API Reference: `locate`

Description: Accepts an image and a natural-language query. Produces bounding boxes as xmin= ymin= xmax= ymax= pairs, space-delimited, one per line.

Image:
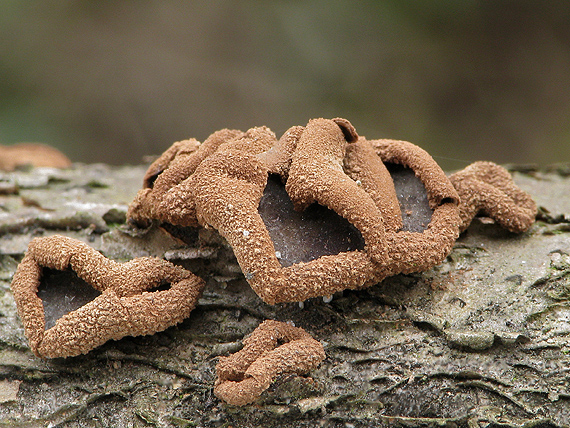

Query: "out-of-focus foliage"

xmin=1 ymin=1 xmax=569 ymax=169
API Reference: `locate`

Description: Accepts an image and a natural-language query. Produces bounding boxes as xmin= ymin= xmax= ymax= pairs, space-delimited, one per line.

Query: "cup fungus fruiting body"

xmin=126 ymin=117 xmax=535 ymax=304
xmin=214 ymin=320 xmax=325 ymax=406
xmin=11 ymin=235 xmax=205 ymax=358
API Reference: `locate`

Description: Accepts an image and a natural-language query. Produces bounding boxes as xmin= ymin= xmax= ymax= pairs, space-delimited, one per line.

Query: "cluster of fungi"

xmin=11 ymin=118 xmax=536 ymax=405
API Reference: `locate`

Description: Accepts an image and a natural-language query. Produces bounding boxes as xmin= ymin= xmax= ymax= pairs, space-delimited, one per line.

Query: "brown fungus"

xmin=214 ymin=320 xmax=325 ymax=406
xmin=10 ymin=235 xmax=205 ymax=358
xmin=127 ymin=118 xmax=536 ymax=305
xmin=448 ymin=161 xmax=537 ymax=233
xmin=0 ymin=143 xmax=71 ymax=171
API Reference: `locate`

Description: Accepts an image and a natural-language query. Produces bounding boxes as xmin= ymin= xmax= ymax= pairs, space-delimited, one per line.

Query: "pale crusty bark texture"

xmin=0 ymin=162 xmax=569 ymax=427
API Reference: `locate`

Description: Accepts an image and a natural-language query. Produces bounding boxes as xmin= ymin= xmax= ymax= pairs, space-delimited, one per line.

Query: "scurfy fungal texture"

xmin=214 ymin=320 xmax=325 ymax=406
xmin=127 ymin=118 xmax=535 ymax=305
xmin=11 ymin=235 xmax=205 ymax=358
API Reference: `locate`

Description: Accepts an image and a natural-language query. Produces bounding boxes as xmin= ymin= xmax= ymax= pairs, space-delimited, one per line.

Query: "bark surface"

xmin=0 ymin=163 xmax=569 ymax=427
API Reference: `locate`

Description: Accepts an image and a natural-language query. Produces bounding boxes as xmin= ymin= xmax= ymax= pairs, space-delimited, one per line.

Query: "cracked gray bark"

xmin=0 ymin=163 xmax=569 ymax=428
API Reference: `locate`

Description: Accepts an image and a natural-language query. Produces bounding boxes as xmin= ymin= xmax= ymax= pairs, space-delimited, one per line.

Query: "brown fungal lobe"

xmin=11 ymin=235 xmax=205 ymax=358
xmin=0 ymin=143 xmax=72 ymax=171
xmin=449 ymin=161 xmax=537 ymax=233
xmin=214 ymin=320 xmax=325 ymax=406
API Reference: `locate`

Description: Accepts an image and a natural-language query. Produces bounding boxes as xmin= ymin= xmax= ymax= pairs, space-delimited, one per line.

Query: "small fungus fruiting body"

xmin=448 ymin=161 xmax=537 ymax=233
xmin=214 ymin=320 xmax=325 ymax=406
xmin=0 ymin=143 xmax=71 ymax=171
xmin=11 ymin=235 xmax=205 ymax=358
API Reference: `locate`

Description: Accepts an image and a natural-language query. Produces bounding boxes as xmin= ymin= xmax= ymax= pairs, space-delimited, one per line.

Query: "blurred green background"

xmin=1 ymin=1 xmax=569 ymax=170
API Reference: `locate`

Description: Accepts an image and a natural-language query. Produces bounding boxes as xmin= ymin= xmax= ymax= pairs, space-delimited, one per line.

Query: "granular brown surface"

xmin=10 ymin=235 xmax=205 ymax=358
xmin=127 ymin=118 xmax=536 ymax=304
xmin=214 ymin=320 xmax=325 ymax=406
xmin=449 ymin=161 xmax=537 ymax=232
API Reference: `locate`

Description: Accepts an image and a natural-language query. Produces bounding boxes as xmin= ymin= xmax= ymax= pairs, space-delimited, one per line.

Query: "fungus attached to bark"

xmin=10 ymin=118 xmax=538 ymax=362
xmin=214 ymin=320 xmax=325 ymax=406
xmin=11 ymin=235 xmax=205 ymax=358
xmin=449 ymin=161 xmax=537 ymax=233
xmin=126 ymin=118 xmax=536 ymax=305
